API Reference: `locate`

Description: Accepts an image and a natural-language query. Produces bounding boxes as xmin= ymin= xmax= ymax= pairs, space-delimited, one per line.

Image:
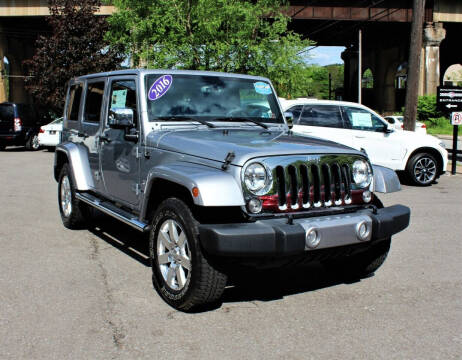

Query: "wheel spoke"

xmin=159 ymin=230 xmax=174 ymax=251
xmin=177 ymin=232 xmax=186 ymax=248
xmin=168 ymin=220 xmax=179 ymax=243
xmin=178 ymin=256 xmax=191 ymax=271
xmin=166 ymin=266 xmax=175 ymax=287
xmin=158 ymin=252 xmax=170 ymax=265
xmin=176 ymin=266 xmax=186 ymax=288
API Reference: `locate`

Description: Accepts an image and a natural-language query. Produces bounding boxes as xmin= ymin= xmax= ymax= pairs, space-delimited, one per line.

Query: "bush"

xmin=424 ymin=116 xmax=453 ymax=135
xmin=417 ymin=95 xmax=443 ymax=121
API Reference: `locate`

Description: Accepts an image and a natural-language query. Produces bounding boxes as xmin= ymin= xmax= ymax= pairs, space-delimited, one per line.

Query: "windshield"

xmin=145 ymin=74 xmax=283 ymax=124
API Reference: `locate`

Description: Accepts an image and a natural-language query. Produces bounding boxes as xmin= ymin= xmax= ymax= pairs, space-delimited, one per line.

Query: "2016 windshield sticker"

xmin=254 ymin=81 xmax=272 ymax=95
xmin=148 ymin=75 xmax=173 ymax=101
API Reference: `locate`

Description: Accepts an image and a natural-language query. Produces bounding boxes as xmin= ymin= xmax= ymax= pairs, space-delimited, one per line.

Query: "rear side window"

xmin=83 ymin=81 xmax=105 ymax=123
xmin=299 ymin=105 xmax=343 ymax=128
xmin=287 ymin=105 xmax=303 ymax=122
xmin=67 ymin=83 xmax=83 ymax=121
xmin=0 ymin=104 xmax=14 ymax=121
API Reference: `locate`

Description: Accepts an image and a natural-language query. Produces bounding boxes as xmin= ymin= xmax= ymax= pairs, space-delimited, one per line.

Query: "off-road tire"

xmin=149 ymin=198 xmax=227 ymax=311
xmin=58 ymin=163 xmax=90 ymax=229
xmin=406 ymin=152 xmax=438 ymax=186
xmin=25 ymin=133 xmax=40 ymax=151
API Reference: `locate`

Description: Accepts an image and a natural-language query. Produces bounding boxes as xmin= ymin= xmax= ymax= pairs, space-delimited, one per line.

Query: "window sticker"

xmin=148 ymin=75 xmax=173 ymax=101
xmin=253 ymin=81 xmax=272 ymax=95
xmin=351 ymin=112 xmax=372 ymax=127
xmin=111 ymin=89 xmax=127 ymax=108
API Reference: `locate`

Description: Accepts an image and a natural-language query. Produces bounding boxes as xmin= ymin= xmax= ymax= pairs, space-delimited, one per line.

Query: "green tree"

xmin=24 ymin=0 xmax=123 ymax=117
xmin=106 ymin=0 xmax=313 ymax=97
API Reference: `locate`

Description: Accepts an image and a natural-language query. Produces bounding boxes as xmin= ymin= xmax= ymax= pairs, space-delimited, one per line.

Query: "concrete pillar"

xmin=341 ymin=47 xmax=357 ymax=102
xmin=420 ymin=22 xmax=446 ymax=95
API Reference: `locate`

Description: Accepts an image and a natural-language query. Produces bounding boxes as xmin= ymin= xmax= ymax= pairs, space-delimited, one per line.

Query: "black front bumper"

xmin=199 ymin=205 xmax=410 ymax=256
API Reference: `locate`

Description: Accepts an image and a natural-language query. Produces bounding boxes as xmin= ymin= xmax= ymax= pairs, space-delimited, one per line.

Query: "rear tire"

xmin=406 ymin=152 xmax=438 ymax=186
xmin=58 ymin=164 xmax=89 ymax=229
xmin=25 ymin=133 xmax=40 ymax=151
xmin=149 ymin=198 xmax=227 ymax=311
xmin=0 ymin=144 xmax=5 ymax=151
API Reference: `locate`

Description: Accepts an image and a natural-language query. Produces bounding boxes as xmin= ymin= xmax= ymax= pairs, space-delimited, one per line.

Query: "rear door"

xmin=292 ymin=104 xmax=353 ymax=147
xmin=81 ymin=78 xmax=107 ymax=193
xmin=0 ymin=104 xmax=15 ymax=135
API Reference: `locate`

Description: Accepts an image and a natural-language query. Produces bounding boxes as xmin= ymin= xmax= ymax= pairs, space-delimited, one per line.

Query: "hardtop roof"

xmin=74 ymin=69 xmax=271 ymax=82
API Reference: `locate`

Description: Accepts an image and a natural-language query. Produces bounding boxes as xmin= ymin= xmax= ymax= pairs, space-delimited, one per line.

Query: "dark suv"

xmin=0 ymin=102 xmax=41 ymax=150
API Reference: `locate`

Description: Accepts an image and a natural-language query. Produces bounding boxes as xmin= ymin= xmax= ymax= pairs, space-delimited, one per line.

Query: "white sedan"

xmin=38 ymin=117 xmax=63 ymax=148
xmin=282 ymin=99 xmax=447 ymax=186
xmin=384 ymin=115 xmax=427 ymax=134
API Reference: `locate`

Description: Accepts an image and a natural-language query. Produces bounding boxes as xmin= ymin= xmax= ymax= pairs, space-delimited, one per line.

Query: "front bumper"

xmin=199 ymin=205 xmax=410 ymax=256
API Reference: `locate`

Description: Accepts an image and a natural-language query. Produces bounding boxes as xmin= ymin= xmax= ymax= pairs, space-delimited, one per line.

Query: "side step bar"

xmin=75 ymin=192 xmax=149 ymax=232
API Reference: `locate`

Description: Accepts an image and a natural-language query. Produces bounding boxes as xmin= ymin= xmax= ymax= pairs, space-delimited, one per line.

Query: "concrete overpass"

xmin=1 ymin=0 xmax=461 ymax=114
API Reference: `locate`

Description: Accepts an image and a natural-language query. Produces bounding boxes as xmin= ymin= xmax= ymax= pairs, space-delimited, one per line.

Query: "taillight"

xmin=421 ymin=124 xmax=426 ymax=129
xmin=39 ymin=127 xmax=45 ymax=133
xmin=401 ymin=124 xmax=404 ymax=129
xmin=14 ymin=118 xmax=22 ymax=132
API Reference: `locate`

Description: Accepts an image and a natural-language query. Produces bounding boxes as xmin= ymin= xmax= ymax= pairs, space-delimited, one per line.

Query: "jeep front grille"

xmin=272 ymin=162 xmax=353 ymax=211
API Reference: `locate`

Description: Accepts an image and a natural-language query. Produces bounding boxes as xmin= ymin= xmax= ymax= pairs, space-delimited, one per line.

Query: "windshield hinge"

xmin=135 ymin=147 xmax=142 ymax=159
xmin=222 ymin=151 xmax=235 ymax=171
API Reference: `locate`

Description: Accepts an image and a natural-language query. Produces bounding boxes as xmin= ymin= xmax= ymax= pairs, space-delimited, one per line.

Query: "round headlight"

xmin=243 ymin=162 xmax=269 ymax=193
xmin=352 ymin=160 xmax=372 ymax=188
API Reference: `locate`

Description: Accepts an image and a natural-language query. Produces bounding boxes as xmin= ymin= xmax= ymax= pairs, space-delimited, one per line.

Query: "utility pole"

xmin=358 ymin=28 xmax=362 ymax=104
xmin=404 ymin=0 xmax=425 ymax=131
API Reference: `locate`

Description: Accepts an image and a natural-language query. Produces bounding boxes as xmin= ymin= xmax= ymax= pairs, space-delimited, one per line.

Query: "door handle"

xmin=99 ymin=135 xmax=112 ymax=143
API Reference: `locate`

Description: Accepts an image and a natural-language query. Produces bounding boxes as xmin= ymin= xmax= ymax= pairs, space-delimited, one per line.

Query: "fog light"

xmin=247 ymin=198 xmax=262 ymax=214
xmin=356 ymin=221 xmax=370 ymax=241
xmin=362 ymin=190 xmax=372 ymax=203
xmin=305 ymin=228 xmax=320 ymax=248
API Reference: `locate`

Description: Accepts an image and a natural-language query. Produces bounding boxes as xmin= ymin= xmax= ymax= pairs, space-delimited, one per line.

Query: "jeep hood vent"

xmin=146 ymin=129 xmax=362 ymax=167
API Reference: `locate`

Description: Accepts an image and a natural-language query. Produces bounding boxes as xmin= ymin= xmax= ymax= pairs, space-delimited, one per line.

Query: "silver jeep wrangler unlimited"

xmin=54 ymin=69 xmax=410 ymax=311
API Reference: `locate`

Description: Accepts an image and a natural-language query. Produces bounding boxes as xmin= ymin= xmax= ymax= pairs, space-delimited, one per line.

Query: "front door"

xmin=100 ymin=77 xmax=141 ymax=206
xmin=341 ymin=105 xmax=405 ymax=169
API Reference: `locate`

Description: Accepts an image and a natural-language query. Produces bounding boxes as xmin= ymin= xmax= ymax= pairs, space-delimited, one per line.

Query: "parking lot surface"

xmin=1 ymin=149 xmax=461 ymax=359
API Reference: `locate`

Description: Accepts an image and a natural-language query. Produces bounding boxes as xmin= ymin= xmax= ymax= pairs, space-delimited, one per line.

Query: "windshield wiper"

xmin=213 ymin=117 xmax=268 ymax=129
xmin=153 ymin=116 xmax=215 ymax=128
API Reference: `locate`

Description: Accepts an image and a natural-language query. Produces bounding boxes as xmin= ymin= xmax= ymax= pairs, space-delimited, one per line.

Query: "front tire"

xmin=58 ymin=164 xmax=89 ymax=229
xmin=149 ymin=198 xmax=227 ymax=311
xmin=406 ymin=152 xmax=438 ymax=186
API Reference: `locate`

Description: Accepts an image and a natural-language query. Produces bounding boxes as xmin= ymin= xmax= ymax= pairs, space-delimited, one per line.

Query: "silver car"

xmin=54 ymin=69 xmax=410 ymax=311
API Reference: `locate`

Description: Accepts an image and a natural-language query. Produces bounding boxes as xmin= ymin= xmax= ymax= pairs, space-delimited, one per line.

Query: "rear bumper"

xmin=199 ymin=205 xmax=410 ymax=256
xmin=0 ymin=132 xmax=26 ymax=144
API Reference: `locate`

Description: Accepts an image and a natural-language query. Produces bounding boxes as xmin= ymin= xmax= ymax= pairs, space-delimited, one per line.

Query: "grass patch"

xmin=424 ymin=117 xmax=454 ymax=135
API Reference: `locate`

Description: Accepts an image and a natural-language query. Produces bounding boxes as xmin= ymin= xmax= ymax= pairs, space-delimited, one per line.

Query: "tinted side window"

xmin=67 ymin=84 xmax=83 ymax=121
xmin=288 ymin=105 xmax=303 ymax=122
xmin=299 ymin=105 xmax=343 ymax=128
xmin=0 ymin=104 xmax=14 ymax=121
xmin=343 ymin=106 xmax=386 ymax=132
xmin=109 ymin=80 xmax=137 ymax=125
xmin=83 ymin=82 xmax=105 ymax=123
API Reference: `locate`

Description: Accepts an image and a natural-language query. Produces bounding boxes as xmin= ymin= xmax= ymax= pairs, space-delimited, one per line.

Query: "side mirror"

xmin=108 ymin=108 xmax=134 ymax=128
xmin=284 ymin=111 xmax=294 ymax=129
xmin=385 ymin=122 xmax=394 ymax=133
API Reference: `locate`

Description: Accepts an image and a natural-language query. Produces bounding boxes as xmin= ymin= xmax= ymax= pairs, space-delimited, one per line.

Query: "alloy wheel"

xmin=414 ymin=157 xmax=436 ymax=184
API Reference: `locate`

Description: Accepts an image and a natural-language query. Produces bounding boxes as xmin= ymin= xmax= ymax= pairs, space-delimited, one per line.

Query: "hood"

xmin=146 ymin=128 xmax=363 ymax=166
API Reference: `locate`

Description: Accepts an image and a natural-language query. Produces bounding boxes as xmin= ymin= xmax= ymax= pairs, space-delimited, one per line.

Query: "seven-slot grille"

xmin=274 ymin=162 xmax=353 ymax=210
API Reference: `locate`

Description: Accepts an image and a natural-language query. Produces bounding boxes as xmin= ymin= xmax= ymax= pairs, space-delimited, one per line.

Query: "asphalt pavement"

xmin=0 ymin=149 xmax=461 ymax=359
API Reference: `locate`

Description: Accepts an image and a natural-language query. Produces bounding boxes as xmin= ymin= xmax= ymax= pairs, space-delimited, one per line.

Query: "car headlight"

xmin=243 ymin=162 xmax=272 ymax=194
xmin=352 ymin=160 xmax=372 ymax=188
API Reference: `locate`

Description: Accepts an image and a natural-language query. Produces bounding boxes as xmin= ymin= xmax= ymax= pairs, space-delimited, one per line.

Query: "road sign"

xmin=437 ymin=86 xmax=462 ymax=112
xmin=451 ymin=112 xmax=462 ymax=125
